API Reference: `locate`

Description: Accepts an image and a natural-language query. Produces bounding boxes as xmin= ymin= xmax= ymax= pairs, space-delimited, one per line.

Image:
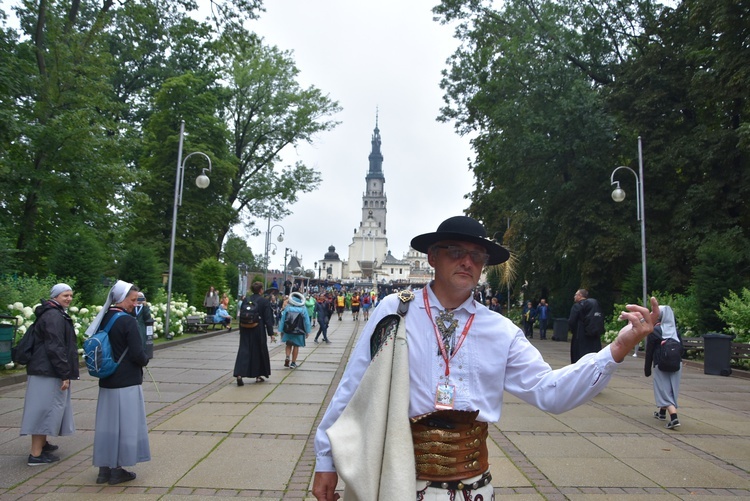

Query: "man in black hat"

xmin=311 ymin=216 xmax=659 ymax=501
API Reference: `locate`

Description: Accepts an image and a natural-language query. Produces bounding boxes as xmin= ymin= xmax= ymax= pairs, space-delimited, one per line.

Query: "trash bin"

xmin=703 ymin=333 xmax=733 ymax=376
xmin=0 ymin=315 xmax=17 ymax=365
xmin=552 ymin=318 xmax=568 ymax=342
xmin=145 ymin=318 xmax=154 ymax=360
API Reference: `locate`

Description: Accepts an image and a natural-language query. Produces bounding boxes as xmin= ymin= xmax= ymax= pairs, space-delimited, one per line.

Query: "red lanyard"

xmin=423 ymin=288 xmax=474 ymax=377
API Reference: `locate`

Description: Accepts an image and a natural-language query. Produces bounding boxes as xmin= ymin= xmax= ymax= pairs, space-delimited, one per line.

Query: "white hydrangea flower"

xmin=78 ymin=308 xmax=88 ymax=315
xmin=69 ymin=306 xmax=79 ymax=314
xmin=4 ymin=362 xmax=14 ymax=369
xmin=13 ymin=302 xmax=24 ymax=311
xmin=22 ymin=306 xmax=34 ymax=318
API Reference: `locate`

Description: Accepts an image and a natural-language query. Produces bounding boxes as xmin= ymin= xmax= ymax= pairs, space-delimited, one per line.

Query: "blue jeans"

xmin=538 ymin=318 xmax=548 ymax=339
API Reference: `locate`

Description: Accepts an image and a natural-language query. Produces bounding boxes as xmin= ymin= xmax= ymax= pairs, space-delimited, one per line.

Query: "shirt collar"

xmin=421 ymin=283 xmax=477 ymax=315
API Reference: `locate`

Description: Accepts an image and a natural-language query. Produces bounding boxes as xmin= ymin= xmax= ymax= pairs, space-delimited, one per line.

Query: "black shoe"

xmin=42 ymin=441 xmax=59 ymax=453
xmin=108 ymin=467 xmax=136 ymax=485
xmin=236 ymin=377 xmax=244 ymax=386
xmin=28 ymin=452 xmax=59 ymax=466
xmin=96 ymin=467 xmax=111 ymax=484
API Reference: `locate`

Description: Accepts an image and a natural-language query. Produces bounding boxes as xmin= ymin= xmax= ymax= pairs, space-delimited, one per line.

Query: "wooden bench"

xmin=681 ymin=337 xmax=750 ymax=365
xmin=185 ymin=315 xmax=209 ymax=333
xmin=204 ymin=314 xmax=230 ymax=330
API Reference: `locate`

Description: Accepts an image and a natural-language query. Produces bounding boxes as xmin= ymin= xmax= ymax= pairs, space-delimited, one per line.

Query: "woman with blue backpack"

xmin=279 ymin=292 xmax=311 ymax=369
xmin=86 ymin=280 xmax=150 ymax=485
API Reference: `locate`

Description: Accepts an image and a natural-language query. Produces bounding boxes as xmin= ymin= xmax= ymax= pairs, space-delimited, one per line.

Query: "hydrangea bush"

xmin=4 ymin=298 xmax=200 ymax=358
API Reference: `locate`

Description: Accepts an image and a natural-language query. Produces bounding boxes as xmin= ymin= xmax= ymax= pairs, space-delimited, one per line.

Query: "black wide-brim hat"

xmin=411 ymin=216 xmax=510 ymax=265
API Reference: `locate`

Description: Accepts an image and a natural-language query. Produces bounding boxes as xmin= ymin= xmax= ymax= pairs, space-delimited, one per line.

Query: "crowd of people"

xmin=16 ymin=216 xmax=683 ymax=497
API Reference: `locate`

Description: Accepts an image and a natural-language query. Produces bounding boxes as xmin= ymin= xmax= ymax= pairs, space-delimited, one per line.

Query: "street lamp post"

xmin=165 ymin=121 xmax=212 ymax=340
xmin=263 ymin=216 xmax=285 ymax=290
xmin=610 ymin=136 xmax=646 ymax=356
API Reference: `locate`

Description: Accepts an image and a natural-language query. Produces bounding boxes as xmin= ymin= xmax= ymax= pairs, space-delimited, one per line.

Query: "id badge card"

xmin=435 ymin=383 xmax=456 ymax=410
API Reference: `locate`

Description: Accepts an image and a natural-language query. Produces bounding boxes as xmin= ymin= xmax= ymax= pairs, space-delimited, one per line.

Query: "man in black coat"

xmin=314 ymin=294 xmax=331 ymax=344
xmin=568 ymin=289 xmax=603 ymax=363
xmin=233 ymin=281 xmax=276 ymax=385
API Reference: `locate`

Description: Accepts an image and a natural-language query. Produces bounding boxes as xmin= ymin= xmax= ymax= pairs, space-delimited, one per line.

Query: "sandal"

xmin=256 ymin=376 xmax=265 ymax=383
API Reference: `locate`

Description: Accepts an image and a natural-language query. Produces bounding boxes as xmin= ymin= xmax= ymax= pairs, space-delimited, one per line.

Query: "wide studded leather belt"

xmin=425 ymin=472 xmax=492 ymax=491
xmin=410 ymin=409 xmax=489 ymax=481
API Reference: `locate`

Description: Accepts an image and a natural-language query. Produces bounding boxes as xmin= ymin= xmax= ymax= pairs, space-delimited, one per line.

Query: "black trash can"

xmin=552 ymin=318 xmax=568 ymax=342
xmin=703 ymin=333 xmax=733 ymax=376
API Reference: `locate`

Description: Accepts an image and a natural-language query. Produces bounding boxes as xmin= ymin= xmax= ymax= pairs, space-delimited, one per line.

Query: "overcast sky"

xmin=239 ymin=0 xmax=477 ymax=273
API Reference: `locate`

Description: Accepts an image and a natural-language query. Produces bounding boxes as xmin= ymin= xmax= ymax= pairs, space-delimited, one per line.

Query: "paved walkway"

xmin=1 ymin=315 xmax=749 ymax=500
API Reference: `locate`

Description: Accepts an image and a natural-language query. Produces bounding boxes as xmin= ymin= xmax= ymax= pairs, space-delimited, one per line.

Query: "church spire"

xmin=367 ymin=110 xmax=383 ymax=179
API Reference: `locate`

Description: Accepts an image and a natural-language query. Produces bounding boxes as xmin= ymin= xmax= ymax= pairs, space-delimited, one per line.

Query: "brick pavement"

xmin=0 ymin=317 xmax=748 ymax=500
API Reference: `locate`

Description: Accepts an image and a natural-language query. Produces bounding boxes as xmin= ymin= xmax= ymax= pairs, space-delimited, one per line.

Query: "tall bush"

xmin=48 ymin=228 xmax=108 ymax=305
xmin=193 ymin=258 xmax=227 ymax=306
xmin=117 ymin=246 xmax=162 ymax=297
xmin=690 ymin=232 xmax=750 ymax=333
xmin=717 ymin=289 xmax=750 ymax=343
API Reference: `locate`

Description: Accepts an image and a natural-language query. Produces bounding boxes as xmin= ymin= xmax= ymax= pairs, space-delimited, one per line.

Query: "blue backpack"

xmin=83 ymin=312 xmax=128 ymax=378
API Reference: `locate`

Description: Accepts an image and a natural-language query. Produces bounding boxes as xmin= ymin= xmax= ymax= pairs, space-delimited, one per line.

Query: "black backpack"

xmin=11 ymin=307 xmax=50 ymax=365
xmin=657 ymin=337 xmax=683 ymax=372
xmin=11 ymin=322 xmax=37 ymax=365
xmin=581 ymin=299 xmax=605 ymax=338
xmin=239 ymin=299 xmax=261 ymax=328
xmin=283 ymin=311 xmax=306 ymax=335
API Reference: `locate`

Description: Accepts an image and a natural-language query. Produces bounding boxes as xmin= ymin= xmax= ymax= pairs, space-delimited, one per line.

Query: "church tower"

xmin=363 ymin=115 xmax=387 ymax=230
xmin=347 ymin=114 xmax=389 ymax=280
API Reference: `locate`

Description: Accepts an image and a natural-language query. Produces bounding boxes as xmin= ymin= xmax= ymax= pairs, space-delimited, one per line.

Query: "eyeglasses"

xmin=434 ymin=245 xmax=489 ymax=265
xmin=137 ymin=298 xmax=146 ymax=302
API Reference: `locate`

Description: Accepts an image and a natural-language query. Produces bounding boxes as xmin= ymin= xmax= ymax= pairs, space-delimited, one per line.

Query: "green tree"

xmin=1 ymin=0 xmax=267 ymax=276
xmin=131 ymin=72 xmax=237 ymax=267
xmin=48 ymin=227 xmax=108 ymax=305
xmin=223 ymin=233 xmax=256 ymax=269
xmin=171 ymin=263 xmax=195 ymax=303
xmin=690 ymin=230 xmax=750 ymax=333
xmin=606 ymin=0 xmax=750 ymax=293
xmin=117 ymin=246 xmax=162 ymax=297
xmin=1 ymin=0 xmax=132 ymax=274
xmin=434 ymin=0 xmax=749 ymax=316
xmin=221 ymin=37 xmax=341 ymax=238
xmin=435 ymin=0 xmax=634 ymax=311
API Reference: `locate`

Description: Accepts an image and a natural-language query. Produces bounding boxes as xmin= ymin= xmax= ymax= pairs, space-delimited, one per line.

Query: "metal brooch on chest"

xmin=436 ymin=309 xmax=458 ymax=355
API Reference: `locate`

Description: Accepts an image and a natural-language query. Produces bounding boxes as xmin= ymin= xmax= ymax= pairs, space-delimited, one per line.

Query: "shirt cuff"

xmin=315 ymin=453 xmax=336 ymax=472
xmin=595 ymin=345 xmax=620 ymax=373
